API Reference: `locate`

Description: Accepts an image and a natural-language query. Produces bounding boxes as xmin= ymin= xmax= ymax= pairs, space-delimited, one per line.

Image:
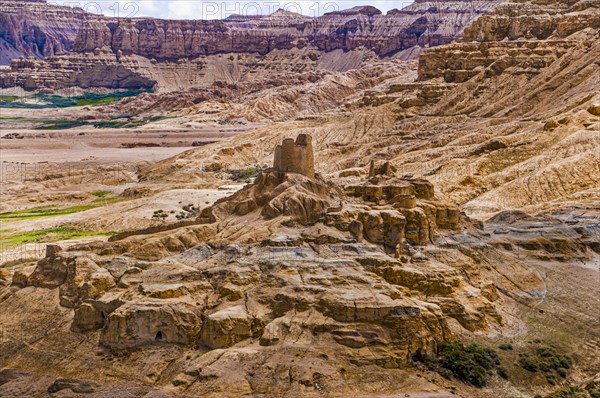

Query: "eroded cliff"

xmin=0 ymin=0 xmax=85 ymax=64
xmin=0 ymin=0 xmax=503 ymax=91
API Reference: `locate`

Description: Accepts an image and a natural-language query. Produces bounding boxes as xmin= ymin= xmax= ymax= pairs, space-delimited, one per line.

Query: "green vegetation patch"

xmin=517 ymin=345 xmax=572 ymax=380
xmin=499 ymin=343 xmax=513 ymax=351
xmin=2 ymin=115 xmax=172 ymax=130
xmin=0 ymin=95 xmax=19 ymax=102
xmin=34 ymin=119 xmax=89 ymax=130
xmin=0 ymin=90 xmax=148 ymax=109
xmin=92 ymin=115 xmax=172 ymax=129
xmin=0 ymin=205 xmax=96 ymax=221
xmin=75 ymin=91 xmax=147 ymax=106
xmin=422 ymin=341 xmax=502 ymax=388
xmin=0 ymin=227 xmax=114 ymax=246
xmin=91 ymin=196 xmax=126 ymax=205
xmin=229 ymin=166 xmax=263 ymax=182
xmin=91 ymin=190 xmax=112 ymax=198
xmin=588 ymin=381 xmax=600 ymax=398
xmin=542 ymin=384 xmax=599 ymax=398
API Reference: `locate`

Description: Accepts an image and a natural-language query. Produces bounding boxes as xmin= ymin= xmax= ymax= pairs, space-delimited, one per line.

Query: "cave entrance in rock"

xmin=155 ymin=331 xmax=165 ymax=342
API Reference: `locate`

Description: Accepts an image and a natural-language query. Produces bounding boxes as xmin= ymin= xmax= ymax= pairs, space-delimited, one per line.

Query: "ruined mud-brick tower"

xmin=273 ymin=134 xmax=315 ymax=178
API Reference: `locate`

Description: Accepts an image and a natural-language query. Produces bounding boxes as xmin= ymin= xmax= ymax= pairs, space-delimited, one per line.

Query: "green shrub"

xmin=517 ymin=344 xmax=572 ymax=383
xmin=92 ymin=190 xmax=112 ymax=197
xmin=545 ymin=386 xmax=589 ymax=398
xmin=152 ymin=209 xmax=168 ymax=221
xmin=497 ymin=366 xmax=509 ymax=379
xmin=499 ymin=343 xmax=513 ymax=351
xmin=586 ymin=381 xmax=600 ymax=398
xmin=229 ymin=166 xmax=262 ymax=182
xmin=518 ymin=353 xmax=540 ymax=372
xmin=557 ymin=368 xmax=568 ymax=378
xmin=428 ymin=342 xmax=501 ymax=388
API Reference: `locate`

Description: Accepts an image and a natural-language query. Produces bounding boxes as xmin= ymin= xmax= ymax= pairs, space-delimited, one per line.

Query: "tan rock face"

xmin=1 ymin=53 xmax=156 ymax=91
xmin=59 ymin=256 xmax=116 ymax=308
xmin=212 ymin=165 xmax=342 ymax=226
xmin=358 ymin=210 xmax=406 ymax=249
xmin=200 ymin=305 xmax=256 ymax=349
xmin=100 ymin=302 xmax=203 ymax=349
xmin=3 ymin=1 xmax=599 ymax=395
xmin=0 ymin=166 xmax=560 ymax=395
xmin=419 ymin=0 xmax=600 ymax=84
xmin=72 ymin=303 xmax=104 ymax=332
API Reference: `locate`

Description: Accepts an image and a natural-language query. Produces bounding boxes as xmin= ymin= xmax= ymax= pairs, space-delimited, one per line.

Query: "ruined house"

xmin=273 ymin=134 xmax=315 ymax=179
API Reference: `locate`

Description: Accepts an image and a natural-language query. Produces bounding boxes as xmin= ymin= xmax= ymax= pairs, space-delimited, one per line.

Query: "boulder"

xmin=358 ymin=210 xmax=406 ymax=248
xmin=11 ymin=265 xmax=35 ymax=288
xmin=72 ymin=303 xmax=105 ymax=332
xmin=409 ymin=179 xmax=435 ymax=200
xmin=436 ymin=205 xmax=461 ymax=230
xmin=47 ymin=378 xmax=97 ymax=394
xmin=200 ymin=305 xmax=255 ymax=349
xmin=59 ymin=257 xmax=116 ymax=308
xmin=398 ymin=208 xmax=433 ymax=245
xmin=391 ymin=194 xmax=417 ymax=209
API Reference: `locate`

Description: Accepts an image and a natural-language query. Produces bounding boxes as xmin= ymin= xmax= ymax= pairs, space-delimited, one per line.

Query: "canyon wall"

xmin=0 ymin=0 xmax=505 ymax=91
xmin=418 ymin=0 xmax=600 ymax=83
xmin=0 ymin=0 xmax=85 ymax=64
xmin=73 ymin=2 xmax=503 ymax=59
xmin=0 ymin=0 xmax=503 ymax=67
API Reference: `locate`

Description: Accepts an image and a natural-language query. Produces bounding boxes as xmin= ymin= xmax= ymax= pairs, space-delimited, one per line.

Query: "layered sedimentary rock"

xmin=418 ymin=0 xmax=600 ymax=83
xmin=6 ymin=137 xmax=527 ymax=361
xmin=0 ymin=0 xmax=85 ymax=64
xmin=0 ymin=133 xmax=556 ymax=397
xmin=0 ymin=52 xmax=155 ymax=90
xmin=141 ymin=0 xmax=599 ymax=218
xmin=73 ymin=1 xmax=503 ymax=60
xmin=0 ymin=0 xmax=503 ymax=91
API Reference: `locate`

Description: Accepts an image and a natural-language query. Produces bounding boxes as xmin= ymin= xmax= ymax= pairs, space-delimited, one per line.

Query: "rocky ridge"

xmin=0 ymin=0 xmax=502 ymax=91
xmin=71 ymin=1 xmax=502 ymax=59
xmin=0 ymin=136 xmax=550 ymax=396
xmin=144 ymin=0 xmax=599 ymax=218
xmin=0 ymin=0 xmax=85 ymax=64
xmin=1 ymin=0 xmax=599 ymax=397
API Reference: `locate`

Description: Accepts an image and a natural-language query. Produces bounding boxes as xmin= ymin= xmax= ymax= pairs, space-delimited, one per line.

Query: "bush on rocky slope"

xmin=422 ymin=341 xmax=502 ymax=387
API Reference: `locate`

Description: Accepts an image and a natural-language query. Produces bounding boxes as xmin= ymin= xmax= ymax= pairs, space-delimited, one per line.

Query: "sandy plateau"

xmin=0 ymin=0 xmax=599 ymax=397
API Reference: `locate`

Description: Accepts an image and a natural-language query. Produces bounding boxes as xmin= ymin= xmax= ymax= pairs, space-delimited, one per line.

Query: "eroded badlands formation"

xmin=0 ymin=0 xmax=599 ymax=397
xmin=0 ymin=0 xmax=502 ymax=91
xmin=1 ymin=135 xmax=549 ymax=396
xmin=143 ymin=0 xmax=599 ymax=218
